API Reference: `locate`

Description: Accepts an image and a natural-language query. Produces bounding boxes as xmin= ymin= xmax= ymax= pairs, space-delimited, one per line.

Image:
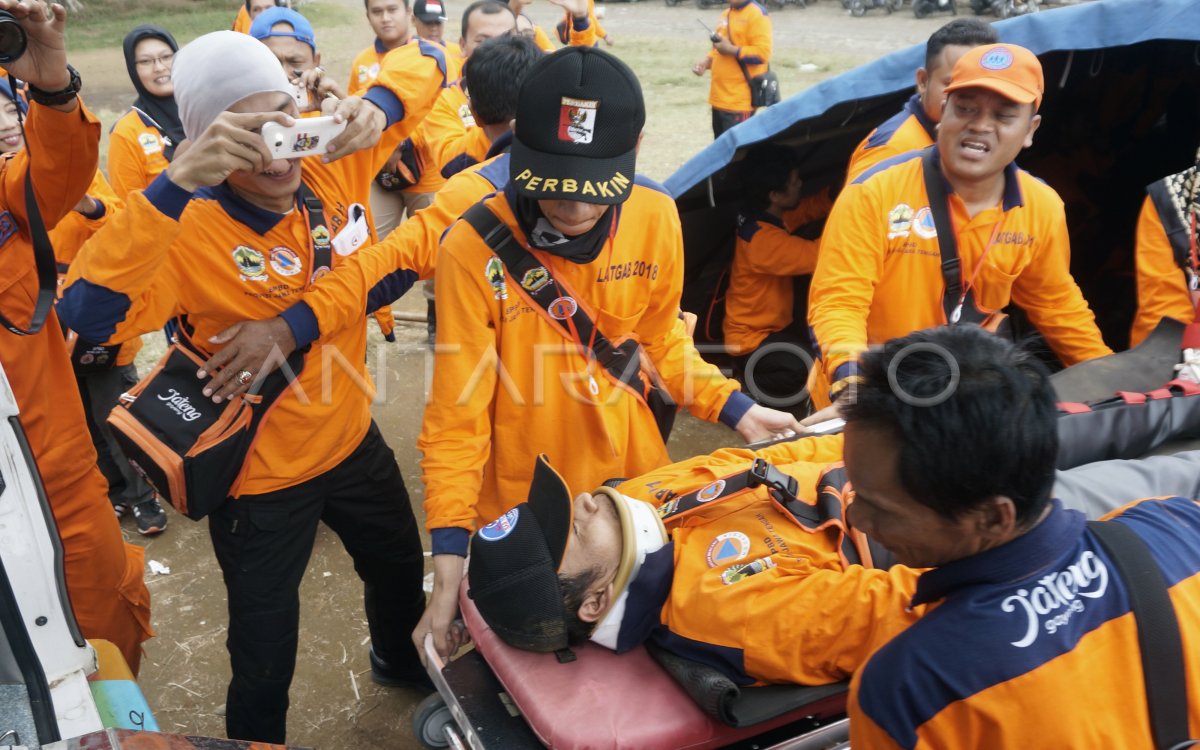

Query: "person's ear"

xmin=509 ymin=118 xmax=517 ymax=135
xmin=1023 ymin=112 xmax=1041 ymax=150
xmin=915 ymin=66 xmax=929 ymax=97
xmin=576 ymin=582 xmax=613 ymax=624
xmin=974 ymin=496 xmax=1018 ymax=542
xmin=314 ymin=51 xmax=322 ymax=68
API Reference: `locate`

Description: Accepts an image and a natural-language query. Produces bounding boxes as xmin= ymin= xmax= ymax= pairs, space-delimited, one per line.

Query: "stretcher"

xmin=414 ymin=584 xmax=850 ymax=750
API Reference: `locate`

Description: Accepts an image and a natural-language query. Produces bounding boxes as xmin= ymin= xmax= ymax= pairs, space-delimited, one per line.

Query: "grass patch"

xmin=66 ymin=0 xmax=354 ymax=51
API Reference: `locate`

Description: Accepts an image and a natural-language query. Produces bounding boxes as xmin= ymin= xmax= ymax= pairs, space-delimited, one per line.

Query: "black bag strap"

xmin=297 ymin=181 xmax=331 ymax=283
xmin=0 ymin=127 xmax=58 ymax=335
xmin=1087 ymin=519 xmax=1191 ymax=750
xmin=459 ymin=201 xmax=651 ymax=400
xmin=921 ymin=147 xmax=971 ymax=325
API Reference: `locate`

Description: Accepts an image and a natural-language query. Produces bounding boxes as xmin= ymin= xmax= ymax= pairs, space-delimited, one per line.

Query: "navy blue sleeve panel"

xmin=363 ymin=86 xmax=406 ymax=130
xmin=281 ymin=301 xmax=321 ymax=349
xmin=851 ymin=148 xmax=925 ymax=186
xmin=432 ymin=526 xmax=469 ymax=556
xmin=441 ymin=152 xmax=479 ymax=179
xmin=417 ymin=38 xmax=449 ymax=87
xmin=365 ymin=268 xmax=420 ymax=312
xmin=57 ymin=278 xmax=132 ymax=344
xmin=719 ymin=390 xmax=755 ymax=428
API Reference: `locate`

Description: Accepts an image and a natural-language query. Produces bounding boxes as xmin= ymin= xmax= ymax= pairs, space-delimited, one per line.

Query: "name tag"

xmin=332 ymin=203 xmax=369 ymax=256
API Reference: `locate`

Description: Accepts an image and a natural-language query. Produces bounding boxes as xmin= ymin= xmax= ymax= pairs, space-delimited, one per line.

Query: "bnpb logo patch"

xmin=478 ymin=508 xmax=520 ymax=542
xmin=980 ymin=47 xmax=1014 ymax=71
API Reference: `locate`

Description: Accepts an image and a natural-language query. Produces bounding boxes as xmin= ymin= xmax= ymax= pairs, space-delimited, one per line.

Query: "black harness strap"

xmin=1087 ymin=519 xmax=1191 ymax=750
xmin=298 ymin=181 xmax=331 ymax=284
xmin=460 ymin=201 xmax=652 ymax=400
xmin=922 ymin=147 xmax=987 ymax=327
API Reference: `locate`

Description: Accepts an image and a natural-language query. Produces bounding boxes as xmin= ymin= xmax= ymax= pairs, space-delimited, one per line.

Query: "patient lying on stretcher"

xmin=467 ymin=434 xmax=1200 ymax=687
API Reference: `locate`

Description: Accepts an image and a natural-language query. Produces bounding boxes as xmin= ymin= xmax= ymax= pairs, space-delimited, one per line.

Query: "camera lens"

xmin=0 ymin=13 xmax=27 ymax=65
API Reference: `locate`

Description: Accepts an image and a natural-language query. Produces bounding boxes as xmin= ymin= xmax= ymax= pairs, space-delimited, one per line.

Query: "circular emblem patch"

xmin=697 ymin=479 xmax=726 ymax=503
xmin=478 ymin=509 xmax=520 ymax=542
xmin=980 ymin=47 xmax=1014 ymax=71
xmin=913 ymin=207 xmax=938 ymax=239
xmin=548 ymin=296 xmax=578 ymax=320
xmin=269 ymin=247 xmax=303 ymax=277
xmin=706 ymin=531 xmax=750 ymax=568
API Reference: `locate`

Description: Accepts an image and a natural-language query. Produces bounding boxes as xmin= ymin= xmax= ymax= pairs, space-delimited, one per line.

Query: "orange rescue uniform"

xmin=288 ymin=138 xmax=513 ymax=341
xmin=612 ymin=437 xmax=923 ymax=686
xmin=707 ymin=0 xmax=771 ymax=114
xmin=62 ymin=44 xmax=444 ymax=497
xmin=845 ymin=93 xmax=935 ymax=184
xmin=107 ymin=109 xmax=172 ymax=199
xmin=0 ymin=102 xmax=153 ymax=674
xmin=232 ymin=4 xmax=251 ymax=33
xmin=1131 ymin=192 xmax=1196 ymax=346
xmin=724 ymin=209 xmax=820 ymax=355
xmin=420 ymin=179 xmax=753 ymax=554
xmin=349 ymin=38 xmax=451 ymax=197
xmin=51 ymin=170 xmax=142 ymax=366
xmin=809 ymin=147 xmax=1111 ymax=405
xmin=849 ymin=496 xmax=1200 ymax=749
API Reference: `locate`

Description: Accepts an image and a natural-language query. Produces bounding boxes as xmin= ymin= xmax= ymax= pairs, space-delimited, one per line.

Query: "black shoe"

xmin=132 ymin=498 xmax=168 ymax=536
xmin=369 ymin=647 xmax=435 ymax=692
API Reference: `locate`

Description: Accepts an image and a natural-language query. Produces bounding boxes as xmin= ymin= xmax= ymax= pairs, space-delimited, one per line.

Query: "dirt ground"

xmin=79 ymin=1 xmax=964 ymax=747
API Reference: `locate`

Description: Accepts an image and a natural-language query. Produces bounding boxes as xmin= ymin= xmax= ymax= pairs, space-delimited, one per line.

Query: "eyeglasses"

xmin=135 ymin=52 xmax=175 ymax=69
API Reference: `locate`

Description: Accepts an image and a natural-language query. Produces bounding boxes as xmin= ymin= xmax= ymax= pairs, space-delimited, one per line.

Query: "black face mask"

xmin=508 ymin=183 xmax=614 ymax=264
xmin=123 ymin=25 xmax=185 ymax=161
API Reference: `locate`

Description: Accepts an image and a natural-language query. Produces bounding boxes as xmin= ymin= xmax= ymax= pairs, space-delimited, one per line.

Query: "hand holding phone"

xmin=261 ymin=115 xmax=348 ymax=160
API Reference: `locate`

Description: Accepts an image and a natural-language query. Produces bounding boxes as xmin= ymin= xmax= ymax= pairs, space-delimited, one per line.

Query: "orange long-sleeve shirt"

xmin=348 ymin=38 xmax=450 ymax=195
xmin=724 ymin=209 xmax=820 ymax=354
xmin=288 ymin=142 xmax=512 ymax=344
xmin=615 ymin=448 xmax=922 ymax=686
xmin=107 ymin=109 xmax=171 ymax=199
xmin=61 ymin=46 xmax=444 ymax=496
xmin=419 ymin=179 xmax=751 ymax=554
xmin=1131 ymin=193 xmax=1195 ymax=346
xmin=706 ymin=0 xmax=771 ymax=113
xmin=51 ymin=169 xmax=142 ymax=366
xmin=809 ymin=147 xmax=1111 ymax=403
xmin=845 ymin=93 xmax=936 ymax=184
xmin=0 ymin=101 xmax=153 ymax=673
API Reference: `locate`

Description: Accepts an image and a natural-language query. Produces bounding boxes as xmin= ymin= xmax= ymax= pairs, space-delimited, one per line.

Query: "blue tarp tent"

xmin=669 ymin=0 xmax=1200 ymax=350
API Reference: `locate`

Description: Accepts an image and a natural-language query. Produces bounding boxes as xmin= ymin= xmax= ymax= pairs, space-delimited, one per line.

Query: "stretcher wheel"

xmin=413 ymin=693 xmax=455 ymax=749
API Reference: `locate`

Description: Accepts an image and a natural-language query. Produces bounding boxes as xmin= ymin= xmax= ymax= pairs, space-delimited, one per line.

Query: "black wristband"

xmin=27 ymin=65 xmax=81 ymax=107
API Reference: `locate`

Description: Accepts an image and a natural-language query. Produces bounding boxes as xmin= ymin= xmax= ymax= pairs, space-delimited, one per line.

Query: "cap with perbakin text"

xmin=510 ymin=46 xmax=645 ymax=206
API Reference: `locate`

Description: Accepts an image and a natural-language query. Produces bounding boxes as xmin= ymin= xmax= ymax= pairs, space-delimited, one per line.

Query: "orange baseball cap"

xmin=943 ymin=43 xmax=1044 ymax=111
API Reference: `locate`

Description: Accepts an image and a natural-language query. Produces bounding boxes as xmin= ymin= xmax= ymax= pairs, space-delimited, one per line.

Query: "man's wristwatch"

xmin=28 ymin=65 xmax=82 ymax=107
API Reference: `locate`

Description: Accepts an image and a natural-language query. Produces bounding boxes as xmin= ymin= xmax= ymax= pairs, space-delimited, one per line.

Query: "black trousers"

xmin=712 ymin=107 xmax=752 ymax=138
xmin=733 ymin=329 xmax=814 ymax=411
xmin=209 ymin=421 xmax=427 ymax=743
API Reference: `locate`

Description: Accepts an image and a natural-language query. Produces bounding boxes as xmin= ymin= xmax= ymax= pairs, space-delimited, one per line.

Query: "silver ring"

xmin=235 ymin=369 xmax=254 ymax=386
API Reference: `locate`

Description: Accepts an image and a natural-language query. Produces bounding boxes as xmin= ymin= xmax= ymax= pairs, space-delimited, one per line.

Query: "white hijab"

xmin=172 ymin=30 xmax=292 ymax=142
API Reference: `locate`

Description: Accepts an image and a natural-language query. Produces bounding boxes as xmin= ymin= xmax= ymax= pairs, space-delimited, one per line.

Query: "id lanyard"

xmin=949 ymin=220 xmax=1006 ymax=324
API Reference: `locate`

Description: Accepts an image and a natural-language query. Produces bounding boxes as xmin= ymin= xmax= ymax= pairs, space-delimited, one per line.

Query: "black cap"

xmin=509 ymin=46 xmax=645 ymax=206
xmin=413 ymin=0 xmax=448 ymax=22
xmin=468 ymin=455 xmax=576 ymax=652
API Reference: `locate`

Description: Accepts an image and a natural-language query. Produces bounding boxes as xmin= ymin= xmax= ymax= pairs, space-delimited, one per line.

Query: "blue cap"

xmin=250 ymin=7 xmax=317 ymax=53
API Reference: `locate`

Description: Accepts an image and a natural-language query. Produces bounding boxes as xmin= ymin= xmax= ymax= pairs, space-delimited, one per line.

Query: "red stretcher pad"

xmin=460 ymin=585 xmax=842 ymax=750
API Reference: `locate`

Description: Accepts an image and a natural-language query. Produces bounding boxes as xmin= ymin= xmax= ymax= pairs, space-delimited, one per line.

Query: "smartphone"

xmin=261 ymin=116 xmax=347 ymax=160
xmin=804 ymin=417 xmax=845 ymax=435
xmin=290 ymin=81 xmax=311 ymax=111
